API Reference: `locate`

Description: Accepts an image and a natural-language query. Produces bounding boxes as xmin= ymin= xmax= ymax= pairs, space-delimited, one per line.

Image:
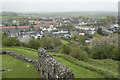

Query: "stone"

xmin=37 ymin=48 xmax=74 ymax=79
xmin=26 ymin=65 xmax=30 ymax=67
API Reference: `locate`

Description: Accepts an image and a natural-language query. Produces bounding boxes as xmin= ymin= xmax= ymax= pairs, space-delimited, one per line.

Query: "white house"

xmin=79 ymin=33 xmax=85 ymax=36
xmin=19 ymin=35 xmax=31 ymax=43
xmin=34 ymin=34 xmax=43 ymax=39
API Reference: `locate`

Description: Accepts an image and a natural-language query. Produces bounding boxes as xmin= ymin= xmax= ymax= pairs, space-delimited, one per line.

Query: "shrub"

xmin=2 ymin=32 xmax=7 ymax=39
xmin=28 ymin=37 xmax=62 ymax=50
xmin=52 ymin=37 xmax=62 ymax=47
xmin=61 ymin=45 xmax=70 ymax=55
xmin=21 ymin=42 xmax=29 ymax=48
xmin=90 ymin=35 xmax=118 ymax=59
xmin=71 ymin=31 xmax=78 ymax=39
xmin=41 ymin=37 xmax=54 ymax=49
xmin=2 ymin=37 xmax=21 ymax=46
xmin=77 ymin=35 xmax=86 ymax=45
xmin=90 ymin=46 xmax=105 ymax=59
xmin=70 ymin=46 xmax=89 ymax=61
xmin=105 ymin=44 xmax=119 ymax=60
xmin=93 ymin=32 xmax=102 ymax=38
xmin=28 ymin=39 xmax=42 ymax=50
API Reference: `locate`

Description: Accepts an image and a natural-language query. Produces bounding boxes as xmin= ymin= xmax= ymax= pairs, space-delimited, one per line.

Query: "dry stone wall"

xmin=37 ymin=48 xmax=74 ymax=79
xmin=0 ymin=48 xmax=74 ymax=79
xmin=0 ymin=51 xmax=35 ymax=63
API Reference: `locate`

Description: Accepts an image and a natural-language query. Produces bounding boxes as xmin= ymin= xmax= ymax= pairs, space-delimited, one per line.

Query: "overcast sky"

xmin=1 ymin=0 xmax=119 ymax=13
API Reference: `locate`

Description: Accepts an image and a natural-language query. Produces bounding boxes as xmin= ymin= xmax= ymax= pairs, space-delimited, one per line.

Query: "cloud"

xmin=2 ymin=1 xmax=118 ymax=12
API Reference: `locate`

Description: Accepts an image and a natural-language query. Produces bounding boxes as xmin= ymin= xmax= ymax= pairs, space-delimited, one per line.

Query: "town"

xmin=1 ymin=15 xmax=119 ymax=43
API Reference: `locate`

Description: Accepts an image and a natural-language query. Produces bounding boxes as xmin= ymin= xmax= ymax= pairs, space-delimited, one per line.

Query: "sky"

xmin=1 ymin=0 xmax=119 ymax=13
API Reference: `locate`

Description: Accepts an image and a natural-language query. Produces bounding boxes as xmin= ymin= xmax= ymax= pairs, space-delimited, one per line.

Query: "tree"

xmin=29 ymin=39 xmax=42 ymax=49
xmin=23 ymin=20 xmax=29 ymax=25
xmin=1 ymin=32 xmax=7 ymax=39
xmin=90 ymin=35 xmax=118 ymax=59
xmin=90 ymin=46 xmax=105 ymax=59
xmin=33 ymin=21 xmax=36 ymax=25
xmin=2 ymin=37 xmax=21 ymax=46
xmin=77 ymin=35 xmax=86 ymax=45
xmin=41 ymin=37 xmax=54 ymax=49
xmin=61 ymin=45 xmax=70 ymax=55
xmin=97 ymin=28 xmax=103 ymax=35
xmin=93 ymin=32 xmax=102 ymax=38
xmin=62 ymin=22 xmax=73 ymax=33
xmin=52 ymin=37 xmax=62 ymax=47
xmin=71 ymin=31 xmax=78 ymax=39
xmin=61 ymin=24 xmax=66 ymax=28
xmin=70 ymin=46 xmax=89 ymax=61
xmin=15 ymin=25 xmax=18 ymax=30
xmin=102 ymin=16 xmax=116 ymax=25
xmin=5 ymin=24 xmax=8 ymax=26
xmin=67 ymin=22 xmax=73 ymax=33
xmin=30 ymin=25 xmax=34 ymax=30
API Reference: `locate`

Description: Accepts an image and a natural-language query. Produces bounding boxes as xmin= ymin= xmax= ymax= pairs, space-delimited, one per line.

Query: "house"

xmin=52 ymin=29 xmax=59 ymax=36
xmin=78 ymin=30 xmax=85 ymax=36
xmin=74 ymin=25 xmax=96 ymax=35
xmin=8 ymin=32 xmax=19 ymax=38
xmin=71 ymin=28 xmax=85 ymax=36
xmin=64 ymin=34 xmax=71 ymax=38
xmin=12 ymin=20 xmax=20 ymax=26
xmin=19 ymin=35 xmax=31 ymax=43
xmin=34 ymin=34 xmax=43 ymax=39
xmin=19 ymin=31 xmax=43 ymax=39
xmin=42 ymin=31 xmax=53 ymax=37
xmin=2 ymin=26 xmax=31 ymax=38
xmin=75 ymin=25 xmax=95 ymax=31
xmin=52 ymin=28 xmax=69 ymax=37
xmin=59 ymin=29 xmax=68 ymax=34
xmin=85 ymin=40 xmax=90 ymax=43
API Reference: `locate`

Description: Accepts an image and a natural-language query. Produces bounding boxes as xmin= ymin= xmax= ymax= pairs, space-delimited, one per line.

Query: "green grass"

xmin=51 ymin=53 xmax=118 ymax=78
xmin=53 ymin=55 xmax=104 ymax=78
xmin=1 ymin=55 xmax=40 ymax=78
xmin=87 ymin=59 xmax=118 ymax=73
xmin=61 ymin=39 xmax=69 ymax=45
xmin=1 ymin=47 xmax=118 ymax=78
xmin=2 ymin=47 xmax=38 ymax=60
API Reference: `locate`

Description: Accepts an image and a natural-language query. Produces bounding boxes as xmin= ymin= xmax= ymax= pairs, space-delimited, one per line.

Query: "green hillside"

xmin=1 ymin=47 xmax=118 ymax=78
xmin=2 ymin=55 xmax=40 ymax=78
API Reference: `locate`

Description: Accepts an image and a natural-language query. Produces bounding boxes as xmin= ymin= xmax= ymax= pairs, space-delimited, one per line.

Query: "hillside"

xmin=1 ymin=47 xmax=118 ymax=78
xmin=2 ymin=55 xmax=40 ymax=78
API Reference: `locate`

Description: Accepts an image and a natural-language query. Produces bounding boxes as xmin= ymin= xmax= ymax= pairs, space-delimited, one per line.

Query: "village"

xmin=1 ymin=16 xmax=119 ymax=44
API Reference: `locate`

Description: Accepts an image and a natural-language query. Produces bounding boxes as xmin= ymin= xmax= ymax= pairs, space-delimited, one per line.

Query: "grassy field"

xmin=2 ymin=47 xmax=38 ymax=60
xmin=61 ymin=39 xmax=69 ymax=45
xmin=1 ymin=47 xmax=119 ymax=78
xmin=1 ymin=54 xmax=40 ymax=78
xmin=52 ymin=55 xmax=104 ymax=78
xmin=51 ymin=53 xmax=118 ymax=78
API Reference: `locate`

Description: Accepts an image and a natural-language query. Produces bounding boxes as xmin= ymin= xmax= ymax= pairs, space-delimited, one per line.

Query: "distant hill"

xmin=1 ymin=12 xmax=18 ymax=16
xmin=1 ymin=11 xmax=118 ymax=18
xmin=23 ymin=11 xmax=118 ymax=18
